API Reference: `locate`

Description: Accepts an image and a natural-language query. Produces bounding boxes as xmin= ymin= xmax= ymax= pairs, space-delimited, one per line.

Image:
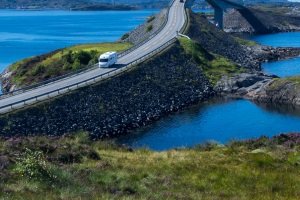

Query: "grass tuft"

xmin=179 ymin=38 xmax=246 ymax=85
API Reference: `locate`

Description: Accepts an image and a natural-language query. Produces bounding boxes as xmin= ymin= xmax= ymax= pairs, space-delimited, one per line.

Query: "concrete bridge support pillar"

xmin=214 ymin=6 xmax=224 ymax=29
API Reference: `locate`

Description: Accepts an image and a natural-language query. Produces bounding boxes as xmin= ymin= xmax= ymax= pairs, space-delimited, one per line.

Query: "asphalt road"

xmin=0 ymin=0 xmax=186 ymax=113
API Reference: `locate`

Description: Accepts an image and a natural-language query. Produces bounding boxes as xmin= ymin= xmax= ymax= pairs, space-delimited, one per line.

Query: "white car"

xmin=98 ymin=52 xmax=118 ymax=68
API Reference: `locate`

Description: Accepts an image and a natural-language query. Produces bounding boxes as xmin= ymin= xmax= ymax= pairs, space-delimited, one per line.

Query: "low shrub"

xmin=14 ymin=148 xmax=55 ymax=181
xmin=147 ymin=16 xmax=155 ymax=23
xmin=146 ymin=25 xmax=153 ymax=32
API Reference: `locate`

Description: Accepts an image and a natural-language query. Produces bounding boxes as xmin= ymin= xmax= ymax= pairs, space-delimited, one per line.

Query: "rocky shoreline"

xmin=215 ymin=71 xmax=300 ymax=107
xmin=213 ymin=43 xmax=300 ymax=106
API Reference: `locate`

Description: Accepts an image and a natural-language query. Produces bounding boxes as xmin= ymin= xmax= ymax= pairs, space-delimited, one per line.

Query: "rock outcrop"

xmin=249 ymin=45 xmax=300 ymax=66
xmin=215 ymin=73 xmax=275 ymax=97
xmin=254 ymin=79 xmax=300 ymax=106
xmin=216 ymin=73 xmax=300 ymax=106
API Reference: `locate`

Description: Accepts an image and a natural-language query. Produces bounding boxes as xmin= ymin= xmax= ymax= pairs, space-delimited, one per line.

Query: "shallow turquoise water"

xmin=0 ymin=9 xmax=158 ymax=72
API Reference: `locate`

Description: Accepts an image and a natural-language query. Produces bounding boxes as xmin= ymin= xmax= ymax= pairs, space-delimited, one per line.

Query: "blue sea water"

xmin=252 ymin=32 xmax=300 ymax=77
xmin=117 ymin=99 xmax=300 ymax=151
xmin=262 ymin=57 xmax=300 ymax=77
xmin=0 ymin=9 xmax=158 ymax=72
xmin=251 ymin=32 xmax=300 ymax=47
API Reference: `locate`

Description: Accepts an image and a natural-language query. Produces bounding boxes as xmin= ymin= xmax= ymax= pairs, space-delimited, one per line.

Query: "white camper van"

xmin=98 ymin=52 xmax=118 ymax=68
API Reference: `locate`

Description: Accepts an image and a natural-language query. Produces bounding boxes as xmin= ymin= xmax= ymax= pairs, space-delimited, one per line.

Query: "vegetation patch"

xmin=234 ymin=37 xmax=257 ymax=47
xmin=121 ymin=33 xmax=130 ymax=40
xmin=179 ymin=38 xmax=245 ymax=85
xmin=282 ymin=76 xmax=300 ymax=85
xmin=0 ymin=132 xmax=299 ymax=199
xmin=147 ymin=16 xmax=155 ymax=23
xmin=8 ymin=42 xmax=132 ymax=87
xmin=146 ymin=24 xmax=153 ymax=32
xmin=269 ymin=76 xmax=300 ymax=90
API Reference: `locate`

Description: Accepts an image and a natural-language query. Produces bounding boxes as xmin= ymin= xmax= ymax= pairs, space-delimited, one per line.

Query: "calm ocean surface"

xmin=0 ymin=9 xmax=158 ymax=72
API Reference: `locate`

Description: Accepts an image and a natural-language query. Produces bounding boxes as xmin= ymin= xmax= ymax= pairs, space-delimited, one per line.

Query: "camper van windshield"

xmin=100 ymin=59 xmax=108 ymax=62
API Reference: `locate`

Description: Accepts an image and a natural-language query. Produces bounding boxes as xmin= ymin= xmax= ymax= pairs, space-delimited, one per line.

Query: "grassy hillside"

xmin=0 ymin=132 xmax=299 ymax=199
xmin=7 ymin=42 xmax=131 ymax=88
xmin=179 ymin=38 xmax=245 ymax=85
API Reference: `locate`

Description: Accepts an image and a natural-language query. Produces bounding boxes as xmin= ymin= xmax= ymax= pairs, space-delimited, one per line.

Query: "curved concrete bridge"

xmin=190 ymin=0 xmax=268 ymax=33
xmin=0 ymin=0 xmax=186 ymax=114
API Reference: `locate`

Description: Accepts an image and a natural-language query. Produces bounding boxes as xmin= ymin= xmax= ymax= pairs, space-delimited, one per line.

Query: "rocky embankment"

xmin=216 ymin=73 xmax=300 ymax=106
xmin=120 ymin=9 xmax=167 ymax=45
xmin=252 ymin=46 xmax=300 ymax=63
xmin=0 ymin=42 xmax=213 ymax=137
xmin=224 ymin=7 xmax=300 ymax=34
xmin=186 ymin=11 xmax=259 ymax=70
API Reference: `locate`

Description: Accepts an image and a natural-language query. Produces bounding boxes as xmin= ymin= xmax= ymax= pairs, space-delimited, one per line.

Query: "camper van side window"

xmin=100 ymin=59 xmax=108 ymax=62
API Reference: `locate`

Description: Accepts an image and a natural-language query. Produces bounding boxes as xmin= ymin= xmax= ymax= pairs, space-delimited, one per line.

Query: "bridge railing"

xmin=0 ymin=0 xmax=176 ymax=99
xmin=118 ymin=0 xmax=176 ymax=58
xmin=0 ymin=37 xmax=178 ymax=114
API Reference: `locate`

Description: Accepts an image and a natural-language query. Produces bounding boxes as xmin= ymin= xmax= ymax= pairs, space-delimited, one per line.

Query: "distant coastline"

xmin=0 ymin=4 xmax=137 ymax=11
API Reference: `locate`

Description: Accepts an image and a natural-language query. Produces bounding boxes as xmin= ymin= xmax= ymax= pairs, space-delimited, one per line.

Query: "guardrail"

xmin=0 ymin=0 xmax=186 ymax=114
xmin=0 ymin=64 xmax=98 ymax=100
xmin=0 ymin=38 xmax=177 ymax=114
xmin=118 ymin=0 xmax=175 ymax=58
xmin=0 ymin=0 xmax=176 ymax=99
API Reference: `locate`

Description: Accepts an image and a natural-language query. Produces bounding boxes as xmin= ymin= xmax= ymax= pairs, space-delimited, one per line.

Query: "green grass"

xmin=179 ymin=38 xmax=245 ymax=85
xmin=235 ymin=37 xmax=257 ymax=47
xmin=283 ymin=76 xmax=300 ymax=84
xmin=0 ymin=132 xmax=299 ymax=199
xmin=146 ymin=25 xmax=153 ymax=32
xmin=8 ymin=42 xmax=132 ymax=87
xmin=269 ymin=76 xmax=300 ymax=90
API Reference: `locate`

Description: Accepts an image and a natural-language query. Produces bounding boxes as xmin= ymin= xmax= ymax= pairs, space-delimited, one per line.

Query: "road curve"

xmin=0 ymin=0 xmax=186 ymax=113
